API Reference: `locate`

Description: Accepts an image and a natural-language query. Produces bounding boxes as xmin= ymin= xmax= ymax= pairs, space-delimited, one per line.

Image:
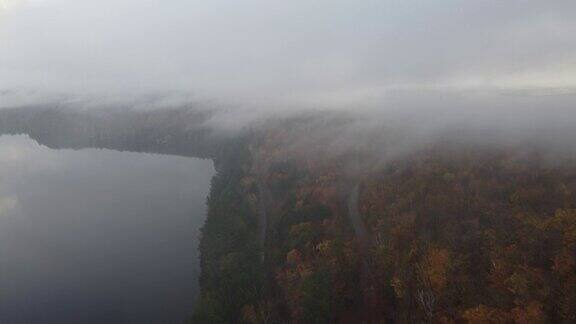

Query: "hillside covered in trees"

xmin=2 ymin=106 xmax=576 ymax=323
xmin=193 ymin=127 xmax=576 ymax=323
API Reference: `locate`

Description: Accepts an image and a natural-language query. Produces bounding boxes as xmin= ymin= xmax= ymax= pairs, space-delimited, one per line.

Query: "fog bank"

xmin=1 ymin=1 xmax=576 ymax=109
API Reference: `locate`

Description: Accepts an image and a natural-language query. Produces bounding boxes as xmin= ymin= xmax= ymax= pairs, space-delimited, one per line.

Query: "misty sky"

xmin=1 ymin=0 xmax=576 ymax=108
xmin=0 ymin=135 xmax=214 ymax=323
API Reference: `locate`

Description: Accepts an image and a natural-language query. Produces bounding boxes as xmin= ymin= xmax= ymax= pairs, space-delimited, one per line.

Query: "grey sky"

xmin=1 ymin=0 xmax=576 ymax=108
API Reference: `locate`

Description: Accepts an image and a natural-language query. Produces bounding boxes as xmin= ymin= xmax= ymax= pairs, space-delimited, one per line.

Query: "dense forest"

xmin=191 ymin=132 xmax=576 ymax=323
xmin=2 ymin=106 xmax=576 ymax=323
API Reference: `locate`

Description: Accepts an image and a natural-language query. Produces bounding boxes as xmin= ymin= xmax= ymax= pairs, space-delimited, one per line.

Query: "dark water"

xmin=0 ymin=135 xmax=214 ymax=324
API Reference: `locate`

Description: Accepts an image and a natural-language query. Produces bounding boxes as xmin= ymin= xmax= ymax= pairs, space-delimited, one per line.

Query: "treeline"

xmin=192 ymin=136 xmax=576 ymax=323
xmin=191 ymin=137 xmax=266 ymax=323
xmin=0 ymin=106 xmax=219 ymax=159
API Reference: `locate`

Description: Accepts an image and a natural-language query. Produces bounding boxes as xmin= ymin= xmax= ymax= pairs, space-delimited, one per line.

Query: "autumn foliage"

xmin=193 ymin=128 xmax=576 ymax=323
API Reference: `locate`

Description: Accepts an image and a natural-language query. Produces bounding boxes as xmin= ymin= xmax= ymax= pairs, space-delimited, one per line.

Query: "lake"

xmin=0 ymin=135 xmax=214 ymax=323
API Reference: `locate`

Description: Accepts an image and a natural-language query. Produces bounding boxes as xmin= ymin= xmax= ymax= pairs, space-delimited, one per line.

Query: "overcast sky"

xmin=1 ymin=0 xmax=576 ymax=108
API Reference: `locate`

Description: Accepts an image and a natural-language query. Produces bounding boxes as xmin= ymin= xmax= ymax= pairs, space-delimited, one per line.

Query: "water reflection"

xmin=0 ymin=135 xmax=214 ymax=323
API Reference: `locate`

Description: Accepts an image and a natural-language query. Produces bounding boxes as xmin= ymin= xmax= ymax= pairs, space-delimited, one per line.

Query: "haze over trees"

xmin=3 ymin=105 xmax=576 ymax=322
xmin=2 ymin=0 xmax=576 ymax=323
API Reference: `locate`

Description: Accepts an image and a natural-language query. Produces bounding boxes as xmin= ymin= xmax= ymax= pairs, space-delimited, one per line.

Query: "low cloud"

xmin=0 ymin=0 xmax=575 ymax=110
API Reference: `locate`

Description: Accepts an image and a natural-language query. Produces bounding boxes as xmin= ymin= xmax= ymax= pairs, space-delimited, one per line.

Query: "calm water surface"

xmin=0 ymin=135 xmax=214 ymax=323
